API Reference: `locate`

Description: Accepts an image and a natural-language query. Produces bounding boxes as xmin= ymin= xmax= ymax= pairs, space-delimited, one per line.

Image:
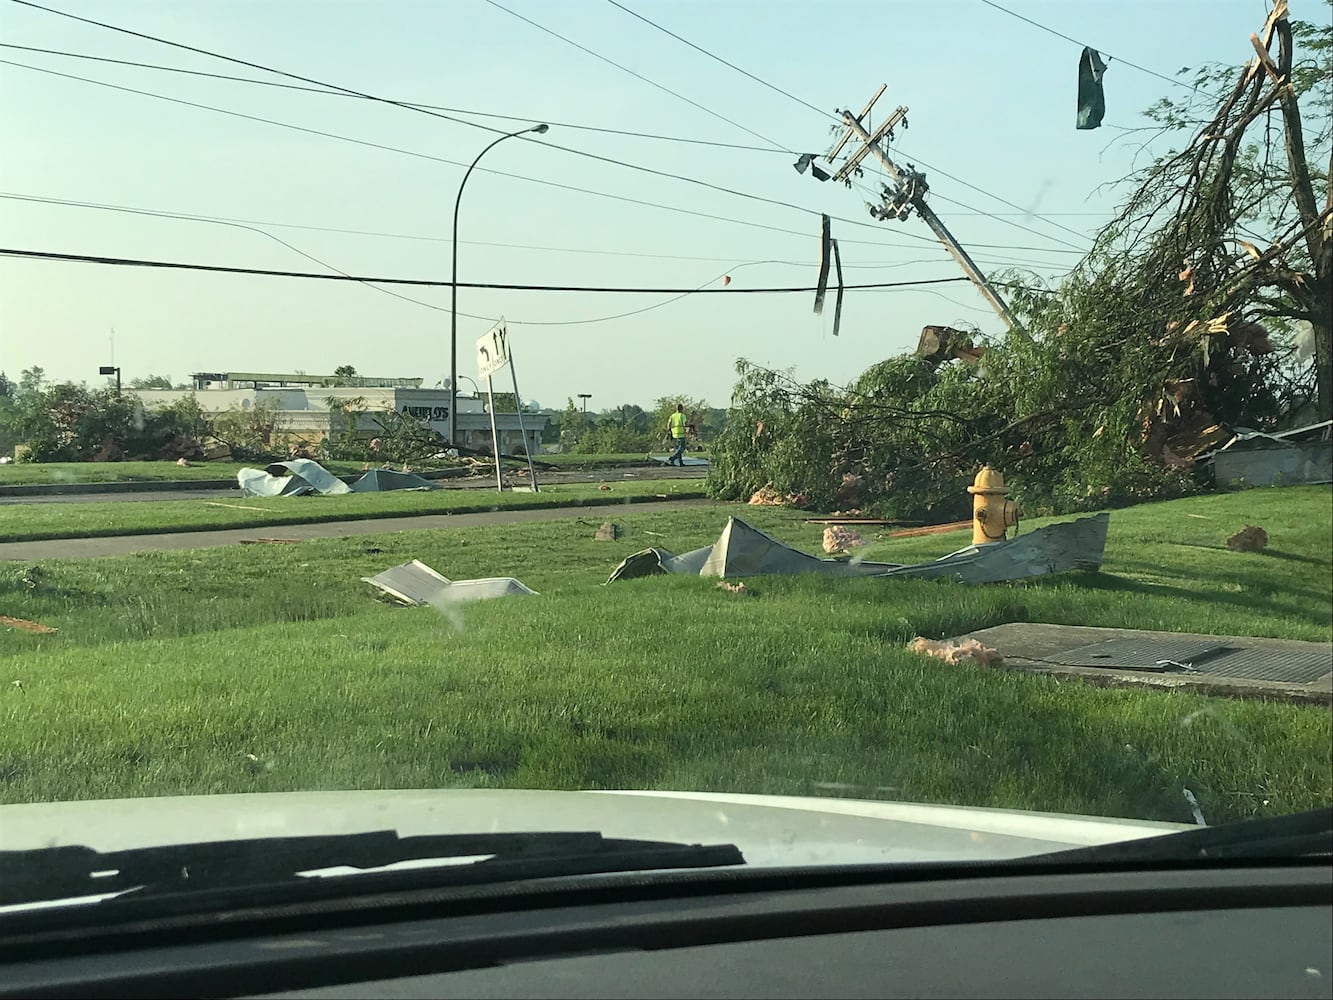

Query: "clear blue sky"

xmin=0 ymin=0 xmax=1272 ymax=409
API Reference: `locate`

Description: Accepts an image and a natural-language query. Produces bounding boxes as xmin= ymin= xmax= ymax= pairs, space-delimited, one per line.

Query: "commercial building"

xmin=136 ymin=371 xmax=546 ymax=455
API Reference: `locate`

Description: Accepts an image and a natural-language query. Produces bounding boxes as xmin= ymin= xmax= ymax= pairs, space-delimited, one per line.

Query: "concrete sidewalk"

xmin=0 ymin=499 xmax=706 ymax=561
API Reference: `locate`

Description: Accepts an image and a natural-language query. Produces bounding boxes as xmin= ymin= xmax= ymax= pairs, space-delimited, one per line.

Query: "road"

xmin=0 ymin=464 xmax=708 ymax=505
xmin=0 ymin=498 xmax=708 ymax=561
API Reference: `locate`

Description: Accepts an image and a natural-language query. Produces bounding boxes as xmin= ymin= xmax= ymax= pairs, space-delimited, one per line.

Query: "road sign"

xmin=476 ymin=320 xmax=509 ymax=379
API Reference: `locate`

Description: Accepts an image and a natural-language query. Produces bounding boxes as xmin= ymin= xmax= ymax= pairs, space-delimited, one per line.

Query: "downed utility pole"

xmin=821 ymin=88 xmax=1028 ymax=339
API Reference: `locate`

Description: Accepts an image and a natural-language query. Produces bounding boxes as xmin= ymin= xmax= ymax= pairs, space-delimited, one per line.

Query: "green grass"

xmin=2 ymin=486 xmax=1329 ymax=819
xmin=0 ymin=460 xmax=374 ymax=486
xmin=0 ymin=480 xmax=704 ymax=542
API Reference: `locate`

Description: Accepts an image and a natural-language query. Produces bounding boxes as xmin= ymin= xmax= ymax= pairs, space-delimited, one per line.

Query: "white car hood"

xmin=0 ymin=788 xmax=1188 ymax=870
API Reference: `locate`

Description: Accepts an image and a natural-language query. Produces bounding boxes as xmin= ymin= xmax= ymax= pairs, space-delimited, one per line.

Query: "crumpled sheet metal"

xmin=363 ymin=560 xmax=538 ymax=606
xmin=238 ymin=459 xmax=353 ymax=497
xmin=349 ymin=469 xmax=441 ymax=493
xmin=607 ymin=514 xmax=1110 ymax=585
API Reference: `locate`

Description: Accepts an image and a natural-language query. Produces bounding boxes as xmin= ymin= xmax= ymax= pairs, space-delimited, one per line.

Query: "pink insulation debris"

xmin=908 ymin=636 xmax=1004 ymax=666
xmin=822 ymin=526 xmax=866 ymax=553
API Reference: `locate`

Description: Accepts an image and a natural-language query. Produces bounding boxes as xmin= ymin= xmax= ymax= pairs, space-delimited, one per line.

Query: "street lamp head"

xmin=530 ymin=123 xmax=549 ymax=134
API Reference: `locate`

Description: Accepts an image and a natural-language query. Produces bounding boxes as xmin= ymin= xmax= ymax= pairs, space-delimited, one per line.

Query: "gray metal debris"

xmin=608 ymin=513 xmax=1109 ymax=585
xmin=349 ymin=469 xmax=441 ymax=493
xmin=1199 ymin=419 xmax=1332 ymax=488
xmin=238 ymin=459 xmax=353 ymax=497
xmin=362 ymin=560 xmax=537 ymax=606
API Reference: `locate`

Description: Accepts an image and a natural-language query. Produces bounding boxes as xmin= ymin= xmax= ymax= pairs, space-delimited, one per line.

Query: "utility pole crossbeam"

xmin=824 ymin=94 xmax=1028 ymax=339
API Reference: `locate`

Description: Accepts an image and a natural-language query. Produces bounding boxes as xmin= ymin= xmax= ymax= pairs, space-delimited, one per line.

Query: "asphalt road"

xmin=0 ymin=464 xmax=708 ymax=505
xmin=0 ymin=498 xmax=708 ymax=561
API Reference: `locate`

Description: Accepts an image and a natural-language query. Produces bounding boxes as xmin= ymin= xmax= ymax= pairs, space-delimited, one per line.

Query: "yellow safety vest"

xmin=669 ymin=412 xmax=687 ymax=439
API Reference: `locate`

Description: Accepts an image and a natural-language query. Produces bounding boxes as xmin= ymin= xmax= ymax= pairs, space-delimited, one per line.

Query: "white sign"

xmin=476 ymin=320 xmax=510 ymax=380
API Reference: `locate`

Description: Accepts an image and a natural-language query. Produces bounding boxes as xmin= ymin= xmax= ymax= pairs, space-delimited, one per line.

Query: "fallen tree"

xmin=707 ymin=2 xmax=1328 ymax=519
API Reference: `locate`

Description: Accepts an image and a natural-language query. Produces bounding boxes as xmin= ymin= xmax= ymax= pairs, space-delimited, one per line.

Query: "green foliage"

xmin=322 ymin=395 xmax=373 ymax=461
xmin=369 ymin=409 xmax=448 ymax=466
xmin=129 ymin=374 xmax=174 ymax=390
xmin=210 ymin=398 xmax=285 ymax=461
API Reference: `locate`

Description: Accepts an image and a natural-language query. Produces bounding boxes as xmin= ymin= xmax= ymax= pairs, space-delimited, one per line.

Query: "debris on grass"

xmin=238 ymin=537 xmax=302 ymax=545
xmin=362 ymin=560 xmax=538 ymax=606
xmin=908 ymin=636 xmax=1003 ymax=666
xmin=1226 ymin=525 xmax=1269 ymax=552
xmin=597 ymin=483 xmax=612 ymax=491
xmin=881 ymin=520 xmax=972 ymax=539
xmin=204 ymin=501 xmax=273 ymax=512
xmin=0 ymin=616 xmax=57 ymax=635
xmin=716 ymin=581 xmax=750 ymax=595
xmin=608 ymin=514 xmax=1109 ymax=585
xmin=594 ymin=522 xmax=619 ymax=541
xmin=822 ymin=525 xmax=866 ymax=554
xmin=747 ymin=483 xmax=809 ymax=507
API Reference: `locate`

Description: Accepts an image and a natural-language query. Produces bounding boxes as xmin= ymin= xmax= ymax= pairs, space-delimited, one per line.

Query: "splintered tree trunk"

xmin=1304 ymin=329 xmax=1333 ymax=431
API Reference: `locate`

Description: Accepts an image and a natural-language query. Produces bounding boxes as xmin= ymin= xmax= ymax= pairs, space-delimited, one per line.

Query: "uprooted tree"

xmin=708 ymin=1 xmax=1329 ymax=520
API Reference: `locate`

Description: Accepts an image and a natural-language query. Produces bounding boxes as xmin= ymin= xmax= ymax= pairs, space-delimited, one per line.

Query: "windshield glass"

xmin=0 ymin=0 xmax=1330 ymax=903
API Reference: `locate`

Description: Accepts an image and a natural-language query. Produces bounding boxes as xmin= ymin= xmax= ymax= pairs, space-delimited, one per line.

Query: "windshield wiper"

xmin=0 ymin=830 xmax=745 ymax=908
xmin=1030 ymin=806 xmax=1332 ymax=865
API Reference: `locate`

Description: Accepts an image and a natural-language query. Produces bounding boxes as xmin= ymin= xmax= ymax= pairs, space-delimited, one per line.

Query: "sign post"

xmin=475 ymin=319 xmax=539 ymax=493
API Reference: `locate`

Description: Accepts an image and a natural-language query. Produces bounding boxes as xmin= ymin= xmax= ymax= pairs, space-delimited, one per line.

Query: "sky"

xmin=0 ymin=0 xmax=1281 ymax=411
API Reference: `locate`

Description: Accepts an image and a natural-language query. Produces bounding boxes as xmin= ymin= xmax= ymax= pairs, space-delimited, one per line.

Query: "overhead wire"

xmin=0 ymin=57 xmax=931 ymax=253
xmin=975 ymin=0 xmax=1220 ymax=97
xmin=0 ymin=191 xmax=1077 ymax=273
xmin=0 ymin=42 xmax=791 ymax=154
xmin=478 ymin=0 xmax=790 ymax=152
xmin=599 ymin=0 xmax=1098 ymax=249
xmin=7 ymin=191 xmax=1040 ymax=326
xmin=0 ymin=246 xmax=974 ymax=295
xmin=4 ymin=3 xmax=1097 ymax=258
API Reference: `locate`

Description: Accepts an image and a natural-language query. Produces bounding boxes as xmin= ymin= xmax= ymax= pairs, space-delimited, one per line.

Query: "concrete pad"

xmin=952 ymin=622 xmax=1332 ymax=705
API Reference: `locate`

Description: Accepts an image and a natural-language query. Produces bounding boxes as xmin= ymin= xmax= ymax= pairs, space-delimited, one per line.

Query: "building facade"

xmin=137 ymin=371 xmax=546 ymax=455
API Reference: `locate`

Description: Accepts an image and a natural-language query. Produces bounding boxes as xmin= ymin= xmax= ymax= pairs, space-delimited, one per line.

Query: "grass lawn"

xmin=0 ymin=455 xmax=679 ymax=486
xmin=0 ymin=480 xmax=704 ymax=542
xmin=1 ymin=486 xmax=1329 ymax=823
xmin=0 ymin=460 xmax=374 ymax=486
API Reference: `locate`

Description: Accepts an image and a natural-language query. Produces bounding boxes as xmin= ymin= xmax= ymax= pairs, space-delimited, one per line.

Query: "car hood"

xmin=0 ymin=789 xmax=1190 ymax=869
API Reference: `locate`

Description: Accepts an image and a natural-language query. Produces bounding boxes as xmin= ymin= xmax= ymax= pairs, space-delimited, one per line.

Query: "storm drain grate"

xmin=1048 ymin=638 xmax=1331 ymax=683
xmin=1047 ymin=638 xmax=1230 ymax=672
xmin=1187 ymin=648 xmax=1332 ymax=684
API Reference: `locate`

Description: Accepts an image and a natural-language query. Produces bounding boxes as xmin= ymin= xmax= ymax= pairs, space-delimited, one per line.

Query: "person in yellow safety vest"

xmin=666 ymin=403 xmax=690 ymax=466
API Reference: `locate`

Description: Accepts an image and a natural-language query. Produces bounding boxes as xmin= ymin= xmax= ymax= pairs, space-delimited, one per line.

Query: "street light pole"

xmin=449 ymin=122 xmax=549 ymax=448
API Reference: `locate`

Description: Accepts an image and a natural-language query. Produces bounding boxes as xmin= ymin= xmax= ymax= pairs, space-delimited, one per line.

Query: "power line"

xmin=9 ymin=192 xmax=988 ymax=327
xmin=0 ymin=42 xmax=791 ymax=154
xmin=591 ymin=0 xmax=1098 ymax=248
xmin=480 ymin=0 xmax=790 ymax=152
xmin=603 ymin=0 xmax=832 ymax=120
xmin=5 ymin=5 xmax=1094 ymax=257
xmin=975 ymin=0 xmax=1215 ymax=96
xmin=0 ymin=57 xmax=929 ymax=253
xmin=0 ymin=191 xmax=1071 ymax=271
xmin=0 ymin=246 xmax=973 ymax=294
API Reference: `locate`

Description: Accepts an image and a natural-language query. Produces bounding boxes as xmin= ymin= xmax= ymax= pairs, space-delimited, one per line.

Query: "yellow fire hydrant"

xmin=967 ymin=465 xmax=1018 ymax=544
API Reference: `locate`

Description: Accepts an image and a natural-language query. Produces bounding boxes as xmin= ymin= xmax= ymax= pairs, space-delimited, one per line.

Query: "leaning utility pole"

xmin=823 ymin=88 xmax=1027 ymax=338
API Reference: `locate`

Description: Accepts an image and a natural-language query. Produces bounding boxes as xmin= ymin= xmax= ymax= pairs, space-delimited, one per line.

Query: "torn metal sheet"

xmin=830 ymin=238 xmax=844 ymax=337
xmin=362 ymin=560 xmax=537 ymax=606
xmin=349 ymin=469 xmax=441 ymax=493
xmin=607 ymin=514 xmax=1109 ymax=585
xmin=238 ymin=459 xmax=353 ymax=497
xmin=813 ymin=214 xmax=831 ymax=315
xmin=699 ymin=517 xmax=898 ymax=578
xmin=876 ymin=513 xmax=1110 ymax=584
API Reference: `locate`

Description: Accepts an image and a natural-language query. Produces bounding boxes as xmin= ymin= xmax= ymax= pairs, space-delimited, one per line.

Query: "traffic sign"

xmin=476 ymin=320 xmax=509 ymax=379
